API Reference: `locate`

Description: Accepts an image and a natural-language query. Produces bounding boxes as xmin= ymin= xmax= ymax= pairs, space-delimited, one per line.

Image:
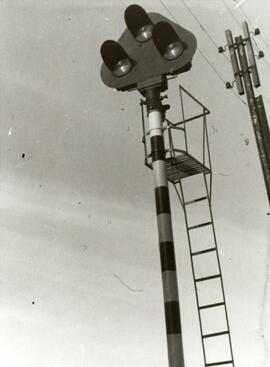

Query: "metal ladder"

xmin=141 ymin=85 xmax=236 ymax=367
xmin=175 ymin=172 xmax=235 ymax=367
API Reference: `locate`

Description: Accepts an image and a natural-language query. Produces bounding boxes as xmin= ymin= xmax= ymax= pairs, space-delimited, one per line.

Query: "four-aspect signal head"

xmin=100 ymin=4 xmax=197 ymax=91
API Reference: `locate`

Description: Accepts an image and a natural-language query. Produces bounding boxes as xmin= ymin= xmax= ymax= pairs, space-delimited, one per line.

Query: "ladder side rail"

xmin=173 ymin=183 xmax=184 ymax=208
xmin=203 ymin=113 xmax=213 ymax=201
xmin=203 ymin=114 xmax=206 ymax=167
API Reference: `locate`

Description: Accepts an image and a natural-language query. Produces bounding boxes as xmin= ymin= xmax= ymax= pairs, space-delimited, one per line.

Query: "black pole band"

xmin=159 ymin=241 xmax=176 ymax=272
xmin=155 ymin=186 xmax=171 ymax=214
xmin=151 ymin=135 xmax=165 ymax=161
xmin=144 ymin=87 xmax=163 ymax=114
xmin=165 ymin=301 xmax=182 ymax=334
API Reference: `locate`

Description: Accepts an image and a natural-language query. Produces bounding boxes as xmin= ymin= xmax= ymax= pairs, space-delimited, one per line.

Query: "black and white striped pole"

xmin=145 ymin=87 xmax=184 ymax=367
xmin=100 ymin=4 xmax=197 ymax=366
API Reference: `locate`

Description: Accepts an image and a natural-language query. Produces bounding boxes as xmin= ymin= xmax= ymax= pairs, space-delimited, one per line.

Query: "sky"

xmin=0 ymin=0 xmax=269 ymax=366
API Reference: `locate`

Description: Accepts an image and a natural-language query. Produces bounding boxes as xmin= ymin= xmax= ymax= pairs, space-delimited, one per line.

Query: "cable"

xmin=224 ymin=0 xmax=270 ymax=72
xmin=178 ymin=0 xmax=229 ymax=62
xmin=158 ymin=0 xmax=247 ymax=106
xmin=238 ymin=5 xmax=270 ymax=69
xmin=222 ymin=0 xmax=242 ymax=28
xmin=230 ymin=1 xmax=270 ymax=106
xmin=221 ymin=0 xmax=270 ymax=107
xmin=160 ymin=0 xmax=270 ymax=109
xmin=221 ymin=0 xmax=261 ymax=51
xmin=238 ymin=4 xmax=270 ymax=52
xmin=260 ymin=55 xmax=270 ymax=69
xmin=158 ymin=0 xmax=177 ymax=23
xmin=158 ymin=0 xmax=226 ymax=82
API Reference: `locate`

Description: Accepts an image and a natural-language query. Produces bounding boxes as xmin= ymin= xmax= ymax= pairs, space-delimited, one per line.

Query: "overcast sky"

xmin=0 ymin=1 xmax=269 ymax=367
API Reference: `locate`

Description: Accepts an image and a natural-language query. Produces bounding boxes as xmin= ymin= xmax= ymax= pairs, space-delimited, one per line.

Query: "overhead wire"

xmin=198 ymin=0 xmax=270 ymax=105
xmin=221 ymin=0 xmax=258 ymax=50
xmin=237 ymin=3 xmax=270 ymax=52
xmin=158 ymin=0 xmax=227 ymax=82
xmin=223 ymin=0 xmax=270 ymax=106
xmin=222 ymin=0 xmax=270 ymax=70
xmin=178 ymin=0 xmax=229 ymax=62
xmin=158 ymin=0 xmax=247 ymax=106
xmin=159 ymin=0 xmax=270 ymax=108
xmin=236 ymin=3 xmax=270 ymax=70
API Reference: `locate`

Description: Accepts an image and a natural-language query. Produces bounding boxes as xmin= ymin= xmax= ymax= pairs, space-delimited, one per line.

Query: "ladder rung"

xmin=203 ymin=331 xmax=229 ymax=339
xmin=191 ymin=247 xmax=216 ymax=256
xmin=195 ymin=274 xmax=221 ymax=282
xmin=184 ymin=196 xmax=208 ymax=205
xmin=199 ymin=302 xmax=225 ymax=310
xmin=206 ymin=361 xmax=233 ymax=366
xmin=188 ymin=221 xmax=212 ymax=230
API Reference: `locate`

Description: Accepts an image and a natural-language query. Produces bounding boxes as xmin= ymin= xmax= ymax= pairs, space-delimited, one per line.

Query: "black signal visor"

xmin=124 ymin=4 xmax=153 ymax=42
xmin=100 ymin=40 xmax=133 ymax=76
xmin=153 ymin=21 xmax=185 ymax=59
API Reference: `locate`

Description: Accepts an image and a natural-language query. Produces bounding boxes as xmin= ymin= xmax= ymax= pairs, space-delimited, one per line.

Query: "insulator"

xmin=218 ymin=46 xmax=225 ymax=53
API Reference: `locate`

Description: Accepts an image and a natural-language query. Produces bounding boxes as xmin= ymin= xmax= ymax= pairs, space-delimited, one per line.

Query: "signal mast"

xmin=100 ymin=5 xmax=235 ymax=367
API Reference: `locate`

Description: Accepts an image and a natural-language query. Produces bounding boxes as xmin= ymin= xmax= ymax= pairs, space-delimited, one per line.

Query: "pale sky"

xmin=0 ymin=1 xmax=270 ymax=367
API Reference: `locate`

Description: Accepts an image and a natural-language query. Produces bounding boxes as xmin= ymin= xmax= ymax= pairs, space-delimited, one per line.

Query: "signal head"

xmin=100 ymin=7 xmax=197 ymax=91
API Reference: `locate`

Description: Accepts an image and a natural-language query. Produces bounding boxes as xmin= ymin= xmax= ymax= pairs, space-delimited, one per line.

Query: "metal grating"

xmin=146 ymin=151 xmax=210 ymax=183
xmin=165 ymin=152 xmax=210 ymax=183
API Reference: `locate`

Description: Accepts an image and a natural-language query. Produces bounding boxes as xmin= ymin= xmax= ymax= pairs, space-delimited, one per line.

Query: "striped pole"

xmin=145 ymin=88 xmax=185 ymax=367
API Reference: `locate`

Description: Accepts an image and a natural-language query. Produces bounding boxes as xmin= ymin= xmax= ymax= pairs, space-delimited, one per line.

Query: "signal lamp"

xmin=153 ymin=21 xmax=185 ymax=60
xmin=125 ymin=4 xmax=153 ymax=42
xmin=100 ymin=40 xmax=133 ymax=77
